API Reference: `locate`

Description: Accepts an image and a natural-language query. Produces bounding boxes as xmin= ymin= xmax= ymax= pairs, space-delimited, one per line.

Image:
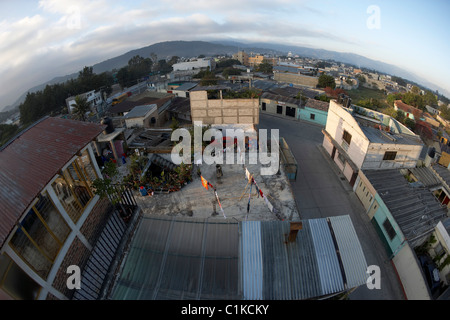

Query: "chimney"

xmin=288 ymin=222 xmax=303 ymax=243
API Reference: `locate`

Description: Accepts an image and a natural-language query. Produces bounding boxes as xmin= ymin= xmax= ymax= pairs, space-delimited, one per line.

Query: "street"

xmin=258 ymin=113 xmax=406 ymax=300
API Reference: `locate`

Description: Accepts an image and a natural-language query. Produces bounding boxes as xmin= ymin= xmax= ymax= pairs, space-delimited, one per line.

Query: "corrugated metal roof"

xmin=123 ymin=104 xmax=157 ymax=119
xmin=309 ymin=218 xmax=345 ymax=295
xmin=409 ymin=167 xmax=442 ymax=188
xmin=363 ymin=169 xmax=447 ymax=239
xmin=241 ymin=221 xmax=263 ymax=300
xmin=0 ymin=117 xmax=105 ymax=248
xmin=111 ymin=215 xmax=368 ymax=300
xmin=328 ymin=216 xmax=369 ymax=289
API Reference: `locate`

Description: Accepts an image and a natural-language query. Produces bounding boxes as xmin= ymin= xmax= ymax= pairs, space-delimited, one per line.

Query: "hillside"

xmin=3 ymin=40 xmax=446 ymax=112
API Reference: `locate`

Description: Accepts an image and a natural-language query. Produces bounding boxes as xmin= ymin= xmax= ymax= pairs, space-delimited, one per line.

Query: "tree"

xmin=71 ymin=95 xmax=90 ymax=121
xmin=199 ymin=67 xmax=218 ymax=86
xmin=318 ymin=74 xmax=336 ymax=89
xmin=423 ymin=90 xmax=438 ymax=106
xmin=256 ymin=60 xmax=273 ymax=74
xmin=411 ymin=85 xmax=420 ymax=95
xmin=222 ymin=67 xmax=242 ymax=78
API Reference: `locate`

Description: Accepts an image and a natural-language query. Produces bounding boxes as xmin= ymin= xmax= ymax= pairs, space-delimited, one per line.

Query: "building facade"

xmin=322 ymin=99 xmax=424 ymax=186
xmin=0 ymin=117 xmax=137 ymax=300
xmin=190 ymin=86 xmax=259 ymax=125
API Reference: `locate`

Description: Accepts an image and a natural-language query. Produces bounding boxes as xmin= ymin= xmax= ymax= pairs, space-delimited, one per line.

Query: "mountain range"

xmin=2 ymin=40 xmax=447 ymax=112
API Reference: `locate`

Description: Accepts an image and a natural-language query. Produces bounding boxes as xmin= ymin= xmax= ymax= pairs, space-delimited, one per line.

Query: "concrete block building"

xmin=189 ymin=86 xmax=259 ymax=125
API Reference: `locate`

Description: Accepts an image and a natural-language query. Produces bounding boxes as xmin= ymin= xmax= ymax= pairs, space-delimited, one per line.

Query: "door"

xmin=331 ymin=146 xmax=336 ymax=160
xmin=350 ymin=171 xmax=358 ymax=187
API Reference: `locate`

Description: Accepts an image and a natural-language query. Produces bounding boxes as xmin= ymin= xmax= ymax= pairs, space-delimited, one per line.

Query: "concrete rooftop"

xmin=135 ymin=152 xmax=300 ymax=222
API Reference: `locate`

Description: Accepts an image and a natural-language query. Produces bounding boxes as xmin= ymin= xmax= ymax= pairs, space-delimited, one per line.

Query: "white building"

xmin=322 ymin=98 xmax=424 ymax=186
xmin=172 ymin=58 xmax=215 ymax=72
xmin=123 ymin=104 xmax=158 ymax=129
xmin=66 ymin=90 xmax=104 ymax=114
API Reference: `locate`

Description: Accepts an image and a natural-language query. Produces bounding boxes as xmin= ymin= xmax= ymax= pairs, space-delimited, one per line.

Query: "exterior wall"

xmin=260 ymin=97 xmax=299 ymax=119
xmin=173 ymin=59 xmax=212 ymax=71
xmin=298 ymin=107 xmax=328 ymax=126
xmin=324 ymin=100 xmax=422 ymax=173
xmin=190 ymin=90 xmax=259 ymax=125
xmin=392 ymin=243 xmax=432 ymax=300
xmin=429 ymin=222 xmax=450 ymax=285
xmin=324 ymin=100 xmax=370 ymax=169
xmin=274 ymin=72 xmax=319 ymax=87
xmin=355 ymin=171 xmax=405 ymax=258
xmin=362 ymin=143 xmax=423 ymax=170
xmin=0 ymin=144 xmax=115 ymax=300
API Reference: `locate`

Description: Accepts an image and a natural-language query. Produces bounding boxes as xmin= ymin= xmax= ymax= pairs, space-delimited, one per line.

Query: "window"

xmin=310 ymin=113 xmax=315 ymax=120
xmin=285 ymin=107 xmax=295 ymax=117
xmin=337 ymin=152 xmax=346 ymax=164
xmin=383 ymin=218 xmax=397 ymax=241
xmin=276 ymin=105 xmax=283 ymax=114
xmin=52 ymin=153 xmax=97 ymax=223
xmin=383 ymin=151 xmax=397 ymax=161
xmin=9 ymin=193 xmax=70 ymax=279
xmin=343 ymin=130 xmax=352 ymax=145
xmin=0 ymin=254 xmax=41 ymax=300
xmin=261 ymin=102 xmax=266 ymax=111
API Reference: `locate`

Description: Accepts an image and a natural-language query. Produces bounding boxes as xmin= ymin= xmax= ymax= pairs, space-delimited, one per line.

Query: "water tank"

xmin=101 ymin=117 xmax=114 ymax=134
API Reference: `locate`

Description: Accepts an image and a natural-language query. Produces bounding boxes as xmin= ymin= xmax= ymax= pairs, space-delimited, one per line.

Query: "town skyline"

xmin=0 ymin=0 xmax=449 ymax=108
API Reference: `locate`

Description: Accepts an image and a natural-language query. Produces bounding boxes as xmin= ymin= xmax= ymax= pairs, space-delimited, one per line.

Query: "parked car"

xmin=418 ymin=254 xmax=441 ymax=294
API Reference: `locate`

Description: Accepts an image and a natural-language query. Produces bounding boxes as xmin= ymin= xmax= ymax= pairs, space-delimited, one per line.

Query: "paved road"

xmin=258 ymin=113 xmax=406 ymax=300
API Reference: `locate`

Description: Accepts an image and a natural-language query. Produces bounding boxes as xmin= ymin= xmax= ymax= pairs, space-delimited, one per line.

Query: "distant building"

xmin=172 ymin=58 xmax=215 ymax=72
xmin=232 ymin=51 xmax=249 ymax=65
xmin=274 ymin=72 xmax=319 ymax=88
xmin=66 ymin=90 xmax=104 ymax=114
xmin=123 ymin=104 xmax=158 ymax=129
xmin=394 ymin=100 xmax=424 ymax=121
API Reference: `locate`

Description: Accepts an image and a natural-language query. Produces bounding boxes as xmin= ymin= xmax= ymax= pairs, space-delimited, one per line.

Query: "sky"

xmin=0 ymin=0 xmax=449 ymax=109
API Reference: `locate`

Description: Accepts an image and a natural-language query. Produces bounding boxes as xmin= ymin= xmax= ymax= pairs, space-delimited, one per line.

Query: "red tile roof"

xmin=0 ymin=117 xmax=105 ymax=248
xmin=394 ymin=100 xmax=423 ymax=120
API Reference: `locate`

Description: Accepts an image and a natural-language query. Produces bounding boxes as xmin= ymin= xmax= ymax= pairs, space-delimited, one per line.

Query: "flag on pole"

xmin=214 ymin=190 xmax=226 ymax=219
xmin=201 ymin=176 xmax=209 ymax=190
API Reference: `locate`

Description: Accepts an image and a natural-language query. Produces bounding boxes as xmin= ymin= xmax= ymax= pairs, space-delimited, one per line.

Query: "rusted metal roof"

xmin=0 ymin=117 xmax=105 ymax=248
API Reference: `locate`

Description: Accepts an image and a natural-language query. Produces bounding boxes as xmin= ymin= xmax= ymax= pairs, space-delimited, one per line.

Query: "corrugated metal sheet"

xmin=241 ymin=221 xmax=263 ymax=300
xmin=0 ymin=117 xmax=105 ymax=248
xmin=111 ymin=215 xmax=368 ymax=300
xmin=328 ymin=216 xmax=368 ymax=289
xmin=111 ymin=216 xmax=240 ymax=300
xmin=308 ymin=218 xmax=345 ymax=295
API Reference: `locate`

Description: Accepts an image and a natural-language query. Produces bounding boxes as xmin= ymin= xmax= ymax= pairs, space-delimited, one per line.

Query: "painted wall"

xmin=298 ymin=107 xmax=328 ymax=126
xmin=260 ymin=97 xmax=299 ymax=119
xmin=324 ymin=100 xmax=370 ymax=169
xmin=362 ymin=143 xmax=423 ymax=170
xmin=392 ymin=243 xmax=432 ymax=300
